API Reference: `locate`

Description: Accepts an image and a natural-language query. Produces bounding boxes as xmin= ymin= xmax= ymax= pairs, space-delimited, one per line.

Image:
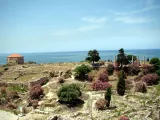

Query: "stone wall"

xmin=0 ymin=77 xmax=49 ymax=89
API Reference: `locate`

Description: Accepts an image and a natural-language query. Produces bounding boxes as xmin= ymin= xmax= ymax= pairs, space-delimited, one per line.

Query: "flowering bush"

xmin=142 ymin=74 xmax=159 ymax=85
xmin=98 ymin=73 xmax=109 ymax=82
xmin=141 ymin=64 xmax=155 ymax=75
xmin=134 ymin=82 xmax=147 ymax=93
xmin=95 ymin=99 xmax=107 ymax=110
xmin=127 ymin=64 xmax=140 ymax=76
xmin=29 ymin=84 xmax=44 ymax=100
xmin=107 ymin=64 xmax=114 ymax=75
xmin=92 ymin=80 xmax=111 ymax=91
xmin=119 ymin=116 xmax=129 ymax=120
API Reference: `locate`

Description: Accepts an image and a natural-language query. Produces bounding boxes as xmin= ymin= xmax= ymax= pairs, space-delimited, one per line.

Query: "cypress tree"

xmin=105 ymin=87 xmax=111 ymax=107
xmin=117 ymin=70 xmax=125 ymax=96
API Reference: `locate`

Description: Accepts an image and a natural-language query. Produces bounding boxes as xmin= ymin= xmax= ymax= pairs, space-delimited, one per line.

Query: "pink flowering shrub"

xmin=92 ymin=80 xmax=111 ymax=91
xmin=98 ymin=73 xmax=109 ymax=82
xmin=141 ymin=64 xmax=155 ymax=75
xmin=127 ymin=64 xmax=140 ymax=76
xmin=142 ymin=74 xmax=159 ymax=85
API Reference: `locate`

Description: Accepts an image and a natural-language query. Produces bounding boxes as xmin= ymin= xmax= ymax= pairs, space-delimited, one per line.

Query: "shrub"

xmin=74 ymin=64 xmax=91 ymax=80
xmin=117 ymin=70 xmax=126 ymax=96
xmin=57 ymin=84 xmax=82 ymax=105
xmin=58 ymin=77 xmax=65 ymax=83
xmin=141 ymin=64 xmax=155 ymax=75
xmin=97 ymin=73 xmax=109 ymax=82
xmin=92 ymin=80 xmax=111 ymax=91
xmin=29 ymin=84 xmax=44 ymax=100
xmin=95 ymin=99 xmax=107 ymax=110
xmin=134 ymin=82 xmax=147 ymax=93
xmin=142 ymin=74 xmax=159 ymax=85
xmin=127 ymin=64 xmax=140 ymax=76
xmin=119 ymin=116 xmax=129 ymax=120
xmin=150 ymin=57 xmax=160 ymax=70
xmin=105 ymin=87 xmax=111 ymax=107
xmin=107 ymin=64 xmax=114 ymax=75
xmin=150 ymin=57 xmax=160 ymax=65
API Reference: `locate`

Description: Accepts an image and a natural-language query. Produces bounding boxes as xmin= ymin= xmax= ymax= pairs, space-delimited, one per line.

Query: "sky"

xmin=0 ymin=0 xmax=160 ymax=53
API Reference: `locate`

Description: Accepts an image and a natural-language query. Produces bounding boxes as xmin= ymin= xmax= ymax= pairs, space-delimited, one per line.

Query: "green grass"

xmin=16 ymin=74 xmax=36 ymax=82
xmin=8 ymin=85 xmax=27 ymax=93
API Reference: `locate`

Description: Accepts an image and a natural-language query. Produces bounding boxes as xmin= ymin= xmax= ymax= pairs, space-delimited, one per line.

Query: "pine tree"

xmin=117 ymin=70 xmax=125 ymax=96
xmin=105 ymin=87 xmax=111 ymax=107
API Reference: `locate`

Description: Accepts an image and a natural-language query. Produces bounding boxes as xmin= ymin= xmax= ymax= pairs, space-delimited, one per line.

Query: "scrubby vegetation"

xmin=57 ymin=84 xmax=82 ymax=106
xmin=142 ymin=74 xmax=159 ymax=85
xmin=0 ymin=49 xmax=160 ymax=120
xmin=74 ymin=64 xmax=91 ymax=80
xmin=107 ymin=63 xmax=114 ymax=75
xmin=134 ymin=82 xmax=147 ymax=93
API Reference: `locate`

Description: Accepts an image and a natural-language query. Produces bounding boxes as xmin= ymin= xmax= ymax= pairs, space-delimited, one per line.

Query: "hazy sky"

xmin=0 ymin=0 xmax=160 ymax=53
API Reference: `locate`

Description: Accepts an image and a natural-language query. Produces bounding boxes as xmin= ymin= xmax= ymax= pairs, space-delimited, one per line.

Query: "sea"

xmin=0 ymin=49 xmax=160 ymax=65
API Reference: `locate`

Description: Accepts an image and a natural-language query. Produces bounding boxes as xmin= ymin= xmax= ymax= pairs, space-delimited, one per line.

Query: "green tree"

xmin=74 ymin=64 xmax=91 ymax=80
xmin=150 ymin=57 xmax=160 ymax=70
xmin=105 ymin=87 xmax=111 ymax=107
xmin=117 ymin=48 xmax=129 ymax=69
xmin=57 ymin=84 xmax=82 ymax=105
xmin=85 ymin=49 xmax=101 ymax=64
xmin=117 ymin=70 xmax=125 ymax=96
xmin=127 ymin=54 xmax=137 ymax=63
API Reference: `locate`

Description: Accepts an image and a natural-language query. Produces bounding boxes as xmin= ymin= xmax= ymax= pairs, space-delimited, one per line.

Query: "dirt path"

xmin=0 ymin=110 xmax=18 ymax=120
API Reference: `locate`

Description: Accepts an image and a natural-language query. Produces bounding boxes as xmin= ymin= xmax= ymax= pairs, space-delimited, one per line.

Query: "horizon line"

xmin=0 ymin=48 xmax=160 ymax=54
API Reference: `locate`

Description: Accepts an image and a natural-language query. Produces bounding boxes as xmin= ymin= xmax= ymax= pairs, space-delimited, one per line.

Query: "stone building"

xmin=7 ymin=54 xmax=24 ymax=64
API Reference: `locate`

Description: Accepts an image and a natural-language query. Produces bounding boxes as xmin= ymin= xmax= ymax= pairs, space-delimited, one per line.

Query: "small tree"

xmin=57 ymin=84 xmax=82 ymax=105
xmin=85 ymin=49 xmax=101 ymax=64
xmin=74 ymin=64 xmax=91 ymax=80
xmin=117 ymin=48 xmax=129 ymax=69
xmin=117 ymin=70 xmax=125 ymax=96
xmin=105 ymin=87 xmax=111 ymax=107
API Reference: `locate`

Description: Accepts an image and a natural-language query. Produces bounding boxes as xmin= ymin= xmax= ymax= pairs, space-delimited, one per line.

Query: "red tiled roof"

xmin=7 ymin=54 xmax=23 ymax=58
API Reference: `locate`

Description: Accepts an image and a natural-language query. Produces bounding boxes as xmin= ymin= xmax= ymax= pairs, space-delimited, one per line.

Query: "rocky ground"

xmin=0 ymin=62 xmax=160 ymax=120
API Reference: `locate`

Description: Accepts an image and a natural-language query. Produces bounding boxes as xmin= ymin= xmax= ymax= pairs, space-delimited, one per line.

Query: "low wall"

xmin=0 ymin=77 xmax=49 ymax=89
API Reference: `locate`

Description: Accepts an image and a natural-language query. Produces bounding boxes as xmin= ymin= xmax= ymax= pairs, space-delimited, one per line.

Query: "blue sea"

xmin=0 ymin=49 xmax=160 ymax=65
